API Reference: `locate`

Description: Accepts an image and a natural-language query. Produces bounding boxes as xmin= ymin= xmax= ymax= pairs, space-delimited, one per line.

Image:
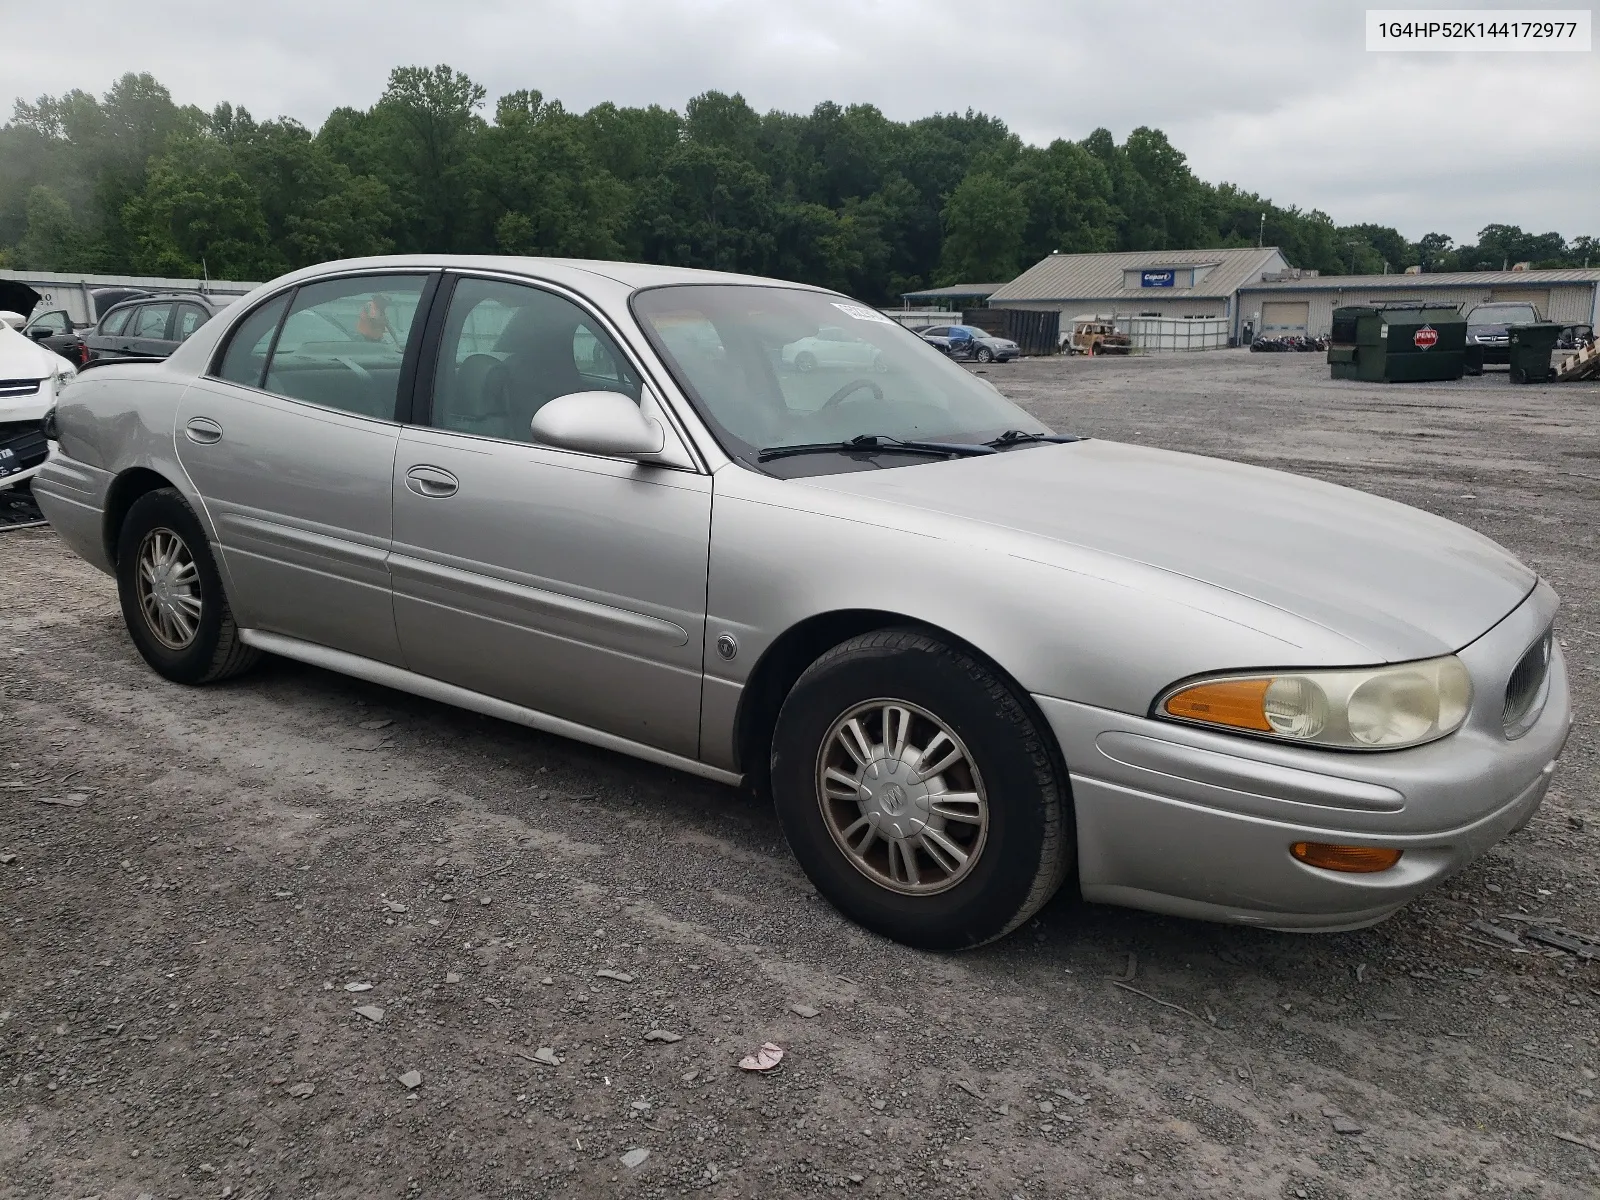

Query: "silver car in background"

xmin=33 ymin=256 xmax=1571 ymax=949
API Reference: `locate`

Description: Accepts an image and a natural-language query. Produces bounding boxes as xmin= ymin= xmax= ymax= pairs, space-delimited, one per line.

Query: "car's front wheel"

xmin=794 ymin=351 xmax=817 ymax=373
xmin=771 ymin=629 xmax=1072 ymax=949
xmin=974 ymin=346 xmax=994 ymax=363
xmin=115 ymin=487 xmax=259 ymax=685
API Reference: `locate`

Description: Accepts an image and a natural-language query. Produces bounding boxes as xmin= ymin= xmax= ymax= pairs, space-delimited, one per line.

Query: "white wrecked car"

xmin=1 ymin=282 xmax=76 ymax=491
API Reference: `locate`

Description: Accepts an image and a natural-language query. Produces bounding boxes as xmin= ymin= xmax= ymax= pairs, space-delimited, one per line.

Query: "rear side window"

xmin=262 ymin=275 xmax=428 ymax=420
xmin=215 ymin=294 xmax=290 ymax=388
xmin=101 ymin=307 xmax=133 ymax=337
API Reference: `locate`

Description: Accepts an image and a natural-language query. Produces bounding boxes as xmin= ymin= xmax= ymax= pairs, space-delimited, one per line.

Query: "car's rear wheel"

xmin=116 ymin=488 xmax=259 ymax=685
xmin=771 ymin=629 xmax=1072 ymax=949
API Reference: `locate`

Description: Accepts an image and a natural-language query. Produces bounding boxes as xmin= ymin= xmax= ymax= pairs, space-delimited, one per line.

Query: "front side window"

xmin=429 ymin=277 xmax=640 ymax=444
xmin=175 ymin=304 xmax=210 ymax=342
xmin=632 ymin=285 xmax=1045 ymax=470
xmin=29 ymin=311 xmax=69 ymax=335
xmin=132 ymin=303 xmax=173 ymax=339
xmin=100 ymin=307 xmax=133 ymax=337
xmin=262 ymin=275 xmax=428 ymax=419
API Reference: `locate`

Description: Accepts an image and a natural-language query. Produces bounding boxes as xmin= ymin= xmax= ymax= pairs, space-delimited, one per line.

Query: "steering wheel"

xmin=817 ymin=378 xmax=884 ymax=412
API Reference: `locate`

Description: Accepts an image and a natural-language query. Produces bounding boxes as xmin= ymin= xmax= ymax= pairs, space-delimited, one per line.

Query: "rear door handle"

xmin=184 ymin=417 xmax=223 ymax=444
xmin=405 ymin=465 xmax=458 ymax=498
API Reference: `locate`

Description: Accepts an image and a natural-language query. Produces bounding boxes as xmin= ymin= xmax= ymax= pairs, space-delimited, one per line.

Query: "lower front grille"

xmin=1502 ymin=627 xmax=1553 ymax=739
xmin=0 ymin=419 xmax=48 ymax=478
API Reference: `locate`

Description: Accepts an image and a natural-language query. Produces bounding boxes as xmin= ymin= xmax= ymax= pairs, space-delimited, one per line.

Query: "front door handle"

xmin=405 ymin=465 xmax=458 ymax=498
xmin=184 ymin=417 xmax=223 ymax=444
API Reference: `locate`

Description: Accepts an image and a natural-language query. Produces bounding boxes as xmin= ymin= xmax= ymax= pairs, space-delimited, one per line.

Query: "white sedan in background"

xmin=782 ymin=324 xmax=889 ymax=373
xmin=0 ymin=288 xmax=76 ymax=491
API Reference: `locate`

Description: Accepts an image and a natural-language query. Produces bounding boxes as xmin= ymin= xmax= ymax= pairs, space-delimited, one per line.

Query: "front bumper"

xmin=1035 ymin=583 xmax=1572 ymax=930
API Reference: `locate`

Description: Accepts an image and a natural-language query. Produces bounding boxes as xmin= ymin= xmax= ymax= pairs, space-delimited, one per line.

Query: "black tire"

xmin=116 ymin=487 xmax=260 ymax=685
xmin=770 ymin=629 xmax=1072 ymax=950
xmin=974 ymin=346 xmax=994 ymax=364
xmin=795 ymin=351 xmax=816 ymax=373
xmin=1510 ymin=364 xmax=1527 ymax=384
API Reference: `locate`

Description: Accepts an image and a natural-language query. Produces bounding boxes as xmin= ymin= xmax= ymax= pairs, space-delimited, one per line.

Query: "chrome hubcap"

xmin=136 ymin=528 xmax=202 ymax=650
xmin=816 ymin=699 xmax=989 ymax=895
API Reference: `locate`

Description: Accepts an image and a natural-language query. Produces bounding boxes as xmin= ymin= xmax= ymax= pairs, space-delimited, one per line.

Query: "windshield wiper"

xmin=984 ymin=429 xmax=1082 ymax=448
xmin=756 ymin=434 xmax=998 ymax=463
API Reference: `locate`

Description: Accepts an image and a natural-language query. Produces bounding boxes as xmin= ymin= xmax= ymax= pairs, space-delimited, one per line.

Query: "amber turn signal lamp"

xmin=1162 ymin=678 xmax=1274 ymax=732
xmin=1290 ymin=842 xmax=1403 ymax=873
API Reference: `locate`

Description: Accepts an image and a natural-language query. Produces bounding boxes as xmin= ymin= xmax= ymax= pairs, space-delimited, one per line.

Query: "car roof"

xmin=251 ymin=254 xmax=836 ymax=296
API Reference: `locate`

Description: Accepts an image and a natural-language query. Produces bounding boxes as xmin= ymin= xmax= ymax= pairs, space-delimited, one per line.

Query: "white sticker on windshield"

xmin=831 ymin=302 xmax=893 ymax=325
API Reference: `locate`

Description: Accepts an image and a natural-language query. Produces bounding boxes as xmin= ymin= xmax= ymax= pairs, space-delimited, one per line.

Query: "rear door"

xmin=174 ymin=272 xmax=436 ymax=663
xmin=85 ymin=306 xmax=134 ymax=360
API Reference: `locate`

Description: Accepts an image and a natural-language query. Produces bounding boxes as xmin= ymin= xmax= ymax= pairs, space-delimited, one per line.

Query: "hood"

xmin=0 ymin=280 xmax=41 ymax=322
xmin=802 ymin=439 xmax=1535 ymax=660
xmin=0 ymin=322 xmax=75 ymax=379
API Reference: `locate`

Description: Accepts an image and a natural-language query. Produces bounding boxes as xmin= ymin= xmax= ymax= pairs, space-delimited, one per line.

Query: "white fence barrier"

xmin=882 ymin=309 xmax=960 ymax=329
xmin=1124 ymin=316 xmax=1229 ymax=352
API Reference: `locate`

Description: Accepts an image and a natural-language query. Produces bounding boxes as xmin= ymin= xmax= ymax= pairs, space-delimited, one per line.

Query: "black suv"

xmin=84 ymin=293 xmax=231 ymax=363
xmin=1465 ymin=302 xmax=1542 ymax=366
xmin=20 ymin=287 xmax=152 ymax=365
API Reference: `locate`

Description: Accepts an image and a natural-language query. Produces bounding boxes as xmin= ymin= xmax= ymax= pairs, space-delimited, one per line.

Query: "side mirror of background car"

xmin=530 ymin=390 xmax=666 ymax=459
xmin=26 ymin=326 xmax=52 ymax=340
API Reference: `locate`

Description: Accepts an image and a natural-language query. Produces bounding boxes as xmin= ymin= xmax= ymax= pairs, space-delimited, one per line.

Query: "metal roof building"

xmin=898 ymin=282 xmax=1008 ymax=304
xmin=1236 ymin=268 xmax=1600 ymax=339
xmin=988 ymin=246 xmax=1289 ymax=340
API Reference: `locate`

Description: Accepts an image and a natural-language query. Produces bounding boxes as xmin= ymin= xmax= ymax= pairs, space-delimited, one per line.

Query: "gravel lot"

xmin=2 ymin=349 xmax=1597 ymax=1199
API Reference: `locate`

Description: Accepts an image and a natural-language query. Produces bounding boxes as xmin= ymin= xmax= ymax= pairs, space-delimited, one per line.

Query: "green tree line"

xmin=2 ymin=68 xmax=1593 ymax=302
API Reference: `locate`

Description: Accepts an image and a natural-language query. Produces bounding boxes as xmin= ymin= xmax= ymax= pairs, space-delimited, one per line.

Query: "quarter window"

xmin=261 ymin=275 xmax=428 ymax=420
xmin=131 ymin=304 xmax=173 ymax=339
xmin=215 ymin=294 xmax=290 ymax=388
xmin=429 ymin=277 xmax=639 ymax=444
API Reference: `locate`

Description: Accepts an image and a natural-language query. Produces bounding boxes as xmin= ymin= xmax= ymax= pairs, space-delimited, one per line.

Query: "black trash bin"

xmin=1508 ymin=323 xmax=1562 ymax=384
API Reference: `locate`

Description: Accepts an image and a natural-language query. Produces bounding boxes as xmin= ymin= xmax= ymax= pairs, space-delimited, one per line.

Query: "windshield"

xmin=631 ymin=285 xmax=1046 ymax=469
xmin=1467 ymin=304 xmax=1537 ymax=325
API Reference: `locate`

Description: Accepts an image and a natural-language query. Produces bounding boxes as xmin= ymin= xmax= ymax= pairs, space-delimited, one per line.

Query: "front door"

xmin=390 ymin=274 xmax=712 ymax=758
xmin=175 ymin=272 xmax=435 ymax=664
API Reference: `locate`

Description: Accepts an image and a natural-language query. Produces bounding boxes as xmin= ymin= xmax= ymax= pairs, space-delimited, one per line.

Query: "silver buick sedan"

xmin=33 ymin=256 xmax=1572 ymax=949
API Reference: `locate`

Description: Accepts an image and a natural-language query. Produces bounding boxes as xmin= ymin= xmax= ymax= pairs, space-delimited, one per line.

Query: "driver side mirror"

xmin=26 ymin=325 xmax=53 ymax=340
xmin=530 ymin=390 xmax=666 ymax=459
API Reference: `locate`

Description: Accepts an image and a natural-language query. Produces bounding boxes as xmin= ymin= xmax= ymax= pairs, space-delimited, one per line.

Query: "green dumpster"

xmin=1328 ymin=304 xmax=1466 ymax=382
xmin=1507 ymin=323 xmax=1562 ymax=384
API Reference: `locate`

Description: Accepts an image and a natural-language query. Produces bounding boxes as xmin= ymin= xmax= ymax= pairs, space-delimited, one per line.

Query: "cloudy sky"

xmin=4 ymin=0 xmax=1595 ymax=244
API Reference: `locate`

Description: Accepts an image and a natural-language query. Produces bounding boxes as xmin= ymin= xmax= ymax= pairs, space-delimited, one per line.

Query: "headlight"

xmin=1155 ymin=656 xmax=1472 ymax=750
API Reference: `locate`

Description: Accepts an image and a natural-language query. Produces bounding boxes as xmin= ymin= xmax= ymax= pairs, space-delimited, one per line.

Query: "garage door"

xmin=1260 ymin=301 xmax=1309 ymax=333
xmin=1490 ymin=289 xmax=1551 ymax=317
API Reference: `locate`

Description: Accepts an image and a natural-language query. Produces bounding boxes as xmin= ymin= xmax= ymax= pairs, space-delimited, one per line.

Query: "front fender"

xmin=702 ymin=464 xmax=1374 ymax=771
